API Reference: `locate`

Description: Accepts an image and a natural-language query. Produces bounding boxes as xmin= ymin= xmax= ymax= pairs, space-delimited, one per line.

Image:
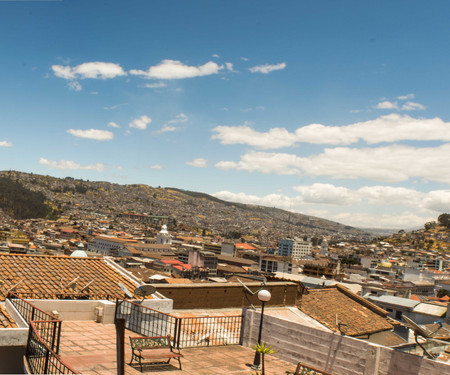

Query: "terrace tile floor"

xmin=59 ymin=320 xmax=297 ymax=375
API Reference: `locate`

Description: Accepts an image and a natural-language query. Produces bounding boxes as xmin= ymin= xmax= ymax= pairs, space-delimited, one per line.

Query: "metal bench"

xmin=129 ymin=335 xmax=182 ymax=371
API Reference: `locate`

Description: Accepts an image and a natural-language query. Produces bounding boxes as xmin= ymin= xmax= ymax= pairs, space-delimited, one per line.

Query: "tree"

xmin=438 ymin=213 xmax=450 ymax=229
xmin=424 ymin=221 xmax=436 ymax=231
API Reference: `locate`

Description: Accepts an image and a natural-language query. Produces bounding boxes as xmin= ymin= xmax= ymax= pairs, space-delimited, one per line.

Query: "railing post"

xmin=116 ymin=318 xmax=125 ymax=375
xmin=55 ymin=321 xmax=61 ymax=354
xmin=176 ymin=318 xmax=182 ymax=349
xmin=173 ymin=318 xmax=179 ymax=348
xmin=51 ymin=321 xmax=58 ymax=353
xmin=43 ymin=347 xmax=50 ymax=374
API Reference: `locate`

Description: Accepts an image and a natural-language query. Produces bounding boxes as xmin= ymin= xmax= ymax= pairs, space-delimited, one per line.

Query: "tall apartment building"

xmin=278 ymin=237 xmax=312 ymax=260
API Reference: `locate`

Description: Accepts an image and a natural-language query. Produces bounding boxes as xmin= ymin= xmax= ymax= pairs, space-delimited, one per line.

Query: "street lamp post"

xmin=252 ymin=289 xmax=271 ymax=370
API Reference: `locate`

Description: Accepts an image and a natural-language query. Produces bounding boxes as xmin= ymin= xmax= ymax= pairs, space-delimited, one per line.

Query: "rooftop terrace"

xmin=59 ymin=320 xmax=295 ymax=375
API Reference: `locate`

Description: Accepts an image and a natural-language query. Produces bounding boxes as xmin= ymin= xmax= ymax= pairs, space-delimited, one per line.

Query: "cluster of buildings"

xmin=1 ymin=209 xmax=450 ymax=373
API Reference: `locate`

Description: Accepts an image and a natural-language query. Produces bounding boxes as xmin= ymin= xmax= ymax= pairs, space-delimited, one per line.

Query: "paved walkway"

xmin=59 ymin=320 xmax=297 ymax=375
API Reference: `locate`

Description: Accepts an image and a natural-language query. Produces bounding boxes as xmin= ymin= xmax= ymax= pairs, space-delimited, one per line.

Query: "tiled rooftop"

xmin=0 ymin=253 xmax=138 ymax=301
xmin=299 ymin=286 xmax=393 ymax=336
xmin=59 ymin=320 xmax=296 ymax=375
xmin=0 ymin=304 xmax=18 ymax=328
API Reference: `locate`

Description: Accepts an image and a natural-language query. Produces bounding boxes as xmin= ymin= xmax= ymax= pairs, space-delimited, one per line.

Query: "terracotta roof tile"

xmin=0 ymin=253 xmax=139 ymax=301
xmin=299 ymin=287 xmax=393 ymax=336
xmin=0 ymin=304 xmax=18 ymax=328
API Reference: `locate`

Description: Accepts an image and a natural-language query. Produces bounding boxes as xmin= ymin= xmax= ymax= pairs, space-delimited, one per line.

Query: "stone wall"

xmin=155 ymin=282 xmax=299 ymax=309
xmin=241 ymin=308 xmax=450 ymax=375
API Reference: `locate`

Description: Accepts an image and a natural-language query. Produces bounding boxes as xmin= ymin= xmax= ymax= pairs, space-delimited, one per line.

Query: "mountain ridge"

xmin=0 ymin=170 xmax=370 ymax=241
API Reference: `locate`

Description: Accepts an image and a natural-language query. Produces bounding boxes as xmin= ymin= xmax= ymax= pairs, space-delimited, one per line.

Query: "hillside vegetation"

xmin=0 ymin=176 xmax=50 ymax=219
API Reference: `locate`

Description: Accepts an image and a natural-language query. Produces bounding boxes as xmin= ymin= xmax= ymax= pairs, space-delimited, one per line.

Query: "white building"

xmin=292 ymin=237 xmax=312 ymax=260
xmin=156 ymin=225 xmax=172 ymax=245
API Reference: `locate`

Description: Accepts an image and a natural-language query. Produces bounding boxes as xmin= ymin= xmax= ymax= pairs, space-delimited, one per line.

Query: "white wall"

xmin=241 ymin=308 xmax=450 ymax=375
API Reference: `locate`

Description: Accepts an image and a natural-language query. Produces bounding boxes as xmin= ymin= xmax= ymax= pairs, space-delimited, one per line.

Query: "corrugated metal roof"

xmin=368 ymin=295 xmax=420 ymax=308
xmin=412 ymin=303 xmax=447 ymax=317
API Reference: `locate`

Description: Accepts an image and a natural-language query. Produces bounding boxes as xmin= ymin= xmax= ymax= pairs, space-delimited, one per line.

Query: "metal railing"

xmin=7 ymin=293 xmax=78 ymax=374
xmin=115 ymin=299 xmax=243 ymax=348
xmin=10 ymin=291 xmax=113 ymax=300
xmin=26 ymin=321 xmax=77 ymax=375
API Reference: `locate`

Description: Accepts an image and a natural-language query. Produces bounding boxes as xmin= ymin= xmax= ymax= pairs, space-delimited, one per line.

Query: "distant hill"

xmin=0 ymin=176 xmax=52 ymax=219
xmin=0 ymin=171 xmax=370 ymax=241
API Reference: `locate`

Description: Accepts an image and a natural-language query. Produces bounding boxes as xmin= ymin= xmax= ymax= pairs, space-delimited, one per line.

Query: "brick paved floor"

xmin=59 ymin=320 xmax=296 ymax=375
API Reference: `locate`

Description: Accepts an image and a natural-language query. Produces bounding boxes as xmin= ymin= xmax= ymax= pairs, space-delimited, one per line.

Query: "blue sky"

xmin=1 ymin=0 xmax=450 ymax=229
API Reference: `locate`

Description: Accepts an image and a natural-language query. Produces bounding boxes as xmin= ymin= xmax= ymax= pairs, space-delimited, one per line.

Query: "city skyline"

xmin=1 ymin=1 xmax=450 ymax=229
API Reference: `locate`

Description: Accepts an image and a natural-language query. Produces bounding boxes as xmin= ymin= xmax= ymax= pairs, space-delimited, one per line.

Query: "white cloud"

xmin=249 ymin=62 xmax=286 ymax=74
xmin=107 ymin=122 xmax=120 ymax=128
xmin=225 ymin=62 xmax=234 ymax=71
xmin=212 ymin=54 xmax=220 ymax=58
xmin=333 ymin=211 xmax=434 ymax=230
xmin=67 ymin=129 xmax=114 ymax=141
xmin=398 ymin=93 xmax=415 ymax=100
xmin=143 ymin=82 xmax=167 ymax=89
xmin=167 ymin=113 xmax=188 ymax=125
xmin=215 ymin=151 xmax=300 ymax=175
xmin=186 ymin=158 xmax=208 ymax=168
xmin=52 ymin=62 xmax=126 ymax=80
xmin=130 ymin=60 xmax=223 ymax=79
xmin=241 ymin=57 xmax=249 ymax=61
xmin=212 ymin=114 xmax=450 ymax=148
xmin=401 ymin=101 xmax=426 ymax=111
xmin=212 ymin=125 xmax=297 ymax=149
xmin=67 ymin=81 xmax=82 ymax=91
xmin=39 ymin=158 xmax=105 ymax=172
xmin=157 ymin=124 xmax=178 ymax=133
xmin=156 ymin=113 xmax=188 ymax=133
xmin=212 ymin=186 xmax=444 ymax=229
xmin=103 ymin=103 xmax=128 ymax=110
xmin=422 ymin=190 xmax=450 ymax=212
xmin=0 ymin=141 xmax=13 ymax=147
xmin=213 ymin=190 xmax=302 ymax=211
xmin=374 ymin=100 xmax=398 ymax=109
xmin=215 ymin=144 xmax=450 ymax=183
xmin=293 ymin=183 xmax=360 ymax=205
xmin=129 ymin=115 xmax=152 ymax=130
xmin=151 ymin=165 xmax=163 ymax=170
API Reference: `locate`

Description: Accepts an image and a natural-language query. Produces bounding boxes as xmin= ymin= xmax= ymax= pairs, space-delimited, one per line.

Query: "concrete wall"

xmin=155 ymin=282 xmax=299 ymax=309
xmin=241 ymin=308 xmax=450 ymax=375
xmin=27 ymin=297 xmax=173 ymax=323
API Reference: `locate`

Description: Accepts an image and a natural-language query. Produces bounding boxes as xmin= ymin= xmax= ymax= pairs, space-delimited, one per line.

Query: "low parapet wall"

xmin=155 ymin=282 xmax=299 ymax=309
xmin=241 ymin=308 xmax=450 ymax=375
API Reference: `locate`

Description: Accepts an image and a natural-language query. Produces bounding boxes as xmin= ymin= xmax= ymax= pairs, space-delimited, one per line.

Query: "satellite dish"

xmin=118 ymin=282 xmax=133 ymax=299
xmin=134 ymin=284 xmax=156 ymax=297
xmin=402 ymin=315 xmax=437 ymax=359
xmin=402 ymin=315 xmax=431 ymax=338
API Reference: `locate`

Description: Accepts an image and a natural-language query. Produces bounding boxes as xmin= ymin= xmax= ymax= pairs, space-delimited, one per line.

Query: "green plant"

xmin=251 ymin=342 xmax=276 ymax=375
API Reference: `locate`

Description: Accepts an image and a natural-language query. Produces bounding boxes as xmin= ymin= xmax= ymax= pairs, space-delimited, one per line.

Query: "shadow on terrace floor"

xmin=59 ymin=320 xmax=296 ymax=375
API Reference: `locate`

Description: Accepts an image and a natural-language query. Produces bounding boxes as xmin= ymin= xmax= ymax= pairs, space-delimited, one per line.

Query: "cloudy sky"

xmin=1 ymin=1 xmax=449 ymax=230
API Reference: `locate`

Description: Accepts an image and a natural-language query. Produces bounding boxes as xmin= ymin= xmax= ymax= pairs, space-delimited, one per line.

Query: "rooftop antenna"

xmin=6 ymin=279 xmax=24 ymax=295
xmin=237 ymin=277 xmax=267 ymax=310
xmin=118 ymin=282 xmax=133 ymax=299
xmin=79 ymin=280 xmax=94 ymax=293
xmin=65 ymin=277 xmax=79 ymax=290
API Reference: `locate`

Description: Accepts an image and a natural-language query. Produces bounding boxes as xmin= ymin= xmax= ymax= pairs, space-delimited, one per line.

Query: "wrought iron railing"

xmin=27 ymin=321 xmax=78 ymax=375
xmin=7 ymin=293 xmax=78 ymax=374
xmin=115 ymin=299 xmax=243 ymax=348
xmin=177 ymin=315 xmax=243 ymax=347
